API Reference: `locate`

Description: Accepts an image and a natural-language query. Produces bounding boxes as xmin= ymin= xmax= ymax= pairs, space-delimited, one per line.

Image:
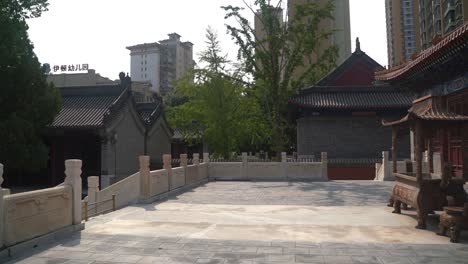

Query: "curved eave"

xmin=375 ymin=22 xmax=468 ymax=82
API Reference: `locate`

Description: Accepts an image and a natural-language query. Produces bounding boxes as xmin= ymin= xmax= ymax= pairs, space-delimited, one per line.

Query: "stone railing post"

xmin=163 ymin=154 xmax=172 ymax=191
xmin=242 ymin=152 xmax=248 ymax=179
xmin=139 ymin=156 xmax=150 ymax=199
xmin=180 ymin=154 xmax=188 ymax=168
xmin=281 ymin=152 xmax=287 ymax=179
xmin=87 ymin=176 xmax=99 ymax=205
xmin=382 ymin=151 xmax=393 ymax=181
xmin=321 ymin=152 xmax=328 ymax=180
xmin=64 ymin=159 xmax=82 ymax=225
xmin=193 ymin=154 xmax=200 ymax=165
xmin=203 ymin=153 xmax=210 ymax=179
xmin=180 ymin=154 xmax=188 ymax=185
xmin=0 ymin=163 xmax=4 ymax=247
xmin=203 ymin=153 xmax=209 ymax=164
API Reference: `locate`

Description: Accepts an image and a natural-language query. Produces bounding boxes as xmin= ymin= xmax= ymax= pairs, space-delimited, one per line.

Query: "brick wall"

xmin=297 ymin=116 xmax=410 ymax=159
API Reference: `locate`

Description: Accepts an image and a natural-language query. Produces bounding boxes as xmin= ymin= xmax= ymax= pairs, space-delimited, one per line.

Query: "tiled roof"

xmin=289 ymin=86 xmax=414 ymax=110
xmin=136 ymin=102 xmax=163 ymax=125
xmin=376 ymin=21 xmax=468 ymax=81
xmin=317 ymin=50 xmax=384 ymax=86
xmin=50 ymin=85 xmax=125 ymax=129
xmin=383 ymin=95 xmax=468 ymax=126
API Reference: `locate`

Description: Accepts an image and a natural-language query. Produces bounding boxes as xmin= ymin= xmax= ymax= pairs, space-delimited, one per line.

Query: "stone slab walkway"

xmin=3 ymin=181 xmax=468 ymax=264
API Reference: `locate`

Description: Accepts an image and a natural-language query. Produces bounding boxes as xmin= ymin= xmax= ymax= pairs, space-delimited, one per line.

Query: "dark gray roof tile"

xmin=289 ymin=86 xmax=414 ymax=110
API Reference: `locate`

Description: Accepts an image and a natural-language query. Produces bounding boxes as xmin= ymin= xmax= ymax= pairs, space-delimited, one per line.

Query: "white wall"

xmin=130 ymin=50 xmax=160 ymax=93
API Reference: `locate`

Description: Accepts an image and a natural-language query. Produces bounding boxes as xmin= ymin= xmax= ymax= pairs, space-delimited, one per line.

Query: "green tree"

xmin=0 ymin=0 xmax=61 ymax=172
xmin=166 ymin=28 xmax=269 ymax=158
xmin=222 ymin=0 xmax=338 ymax=156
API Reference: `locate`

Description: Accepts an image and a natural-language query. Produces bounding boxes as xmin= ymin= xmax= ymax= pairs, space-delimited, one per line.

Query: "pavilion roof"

xmin=382 ymin=95 xmax=468 ymax=126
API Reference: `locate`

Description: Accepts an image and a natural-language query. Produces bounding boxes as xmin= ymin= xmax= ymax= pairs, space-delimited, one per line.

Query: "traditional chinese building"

xmin=44 ymin=76 xmax=172 ymax=187
xmin=289 ymin=39 xmax=414 ymax=179
xmin=377 ymin=22 xmax=468 ymax=179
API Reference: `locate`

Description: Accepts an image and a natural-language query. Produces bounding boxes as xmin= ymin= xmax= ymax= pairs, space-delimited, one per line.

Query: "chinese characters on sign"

xmin=53 ymin=64 xmax=89 ymax=73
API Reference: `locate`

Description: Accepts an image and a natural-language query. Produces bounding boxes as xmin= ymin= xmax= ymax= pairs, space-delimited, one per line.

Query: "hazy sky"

xmin=27 ymin=0 xmax=387 ymax=80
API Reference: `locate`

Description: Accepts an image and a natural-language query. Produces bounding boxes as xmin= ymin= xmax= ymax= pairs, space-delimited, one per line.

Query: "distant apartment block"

xmin=385 ymin=0 xmax=467 ymax=67
xmin=288 ymin=0 xmax=351 ymax=66
xmin=127 ymin=33 xmax=194 ymax=96
xmin=385 ymin=0 xmax=421 ymax=67
xmin=419 ymin=0 xmax=468 ymax=50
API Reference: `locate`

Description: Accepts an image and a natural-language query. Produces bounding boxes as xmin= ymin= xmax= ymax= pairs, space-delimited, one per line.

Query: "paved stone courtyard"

xmin=4 ymin=181 xmax=468 ymax=264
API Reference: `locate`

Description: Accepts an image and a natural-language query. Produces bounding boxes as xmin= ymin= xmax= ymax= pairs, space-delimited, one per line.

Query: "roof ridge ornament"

xmin=355 ymin=37 xmax=361 ymax=53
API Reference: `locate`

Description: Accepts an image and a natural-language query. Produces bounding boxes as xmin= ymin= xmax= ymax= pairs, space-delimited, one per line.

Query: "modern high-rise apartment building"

xmin=385 ymin=0 xmax=467 ymax=67
xmin=419 ymin=0 xmax=468 ymax=50
xmin=127 ymin=33 xmax=194 ymax=96
xmin=385 ymin=0 xmax=421 ymax=68
xmin=288 ymin=0 xmax=352 ymax=66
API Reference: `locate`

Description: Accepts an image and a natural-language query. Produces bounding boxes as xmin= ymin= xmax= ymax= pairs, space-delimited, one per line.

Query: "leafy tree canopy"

xmin=0 ymin=0 xmax=61 ymax=172
xmin=222 ymin=0 xmax=338 ymax=156
xmin=166 ymin=28 xmax=270 ymax=158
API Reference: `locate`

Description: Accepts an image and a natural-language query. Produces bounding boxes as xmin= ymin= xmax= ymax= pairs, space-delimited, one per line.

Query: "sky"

xmin=27 ymin=0 xmax=388 ymax=80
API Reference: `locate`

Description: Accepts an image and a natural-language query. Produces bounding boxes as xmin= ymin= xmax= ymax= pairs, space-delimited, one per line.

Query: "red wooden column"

xmin=392 ymin=126 xmax=399 ymax=173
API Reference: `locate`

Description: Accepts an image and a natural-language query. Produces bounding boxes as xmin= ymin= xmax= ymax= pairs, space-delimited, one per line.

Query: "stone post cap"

xmin=203 ymin=153 xmax=209 ymax=162
xmin=87 ymin=176 xmax=100 ymax=188
xmin=180 ymin=154 xmax=188 ymax=167
xmin=163 ymin=154 xmax=172 ymax=163
xmin=321 ymin=152 xmax=328 ymax=161
xmin=65 ymin=159 xmax=82 ymax=169
xmin=193 ymin=154 xmax=200 ymax=165
xmin=242 ymin=152 xmax=247 ymax=157
xmin=139 ymin=155 xmax=150 ymax=165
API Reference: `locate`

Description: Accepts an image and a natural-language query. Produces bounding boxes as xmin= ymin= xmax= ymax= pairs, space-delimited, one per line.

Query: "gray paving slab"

xmin=3 ymin=181 xmax=467 ymax=264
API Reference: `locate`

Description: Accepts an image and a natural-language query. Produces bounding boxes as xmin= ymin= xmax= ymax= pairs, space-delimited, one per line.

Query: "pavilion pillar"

xmin=392 ymin=126 xmax=399 ymax=173
xmin=414 ymin=120 xmax=423 ymax=182
xmin=410 ymin=130 xmax=415 ymax=161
